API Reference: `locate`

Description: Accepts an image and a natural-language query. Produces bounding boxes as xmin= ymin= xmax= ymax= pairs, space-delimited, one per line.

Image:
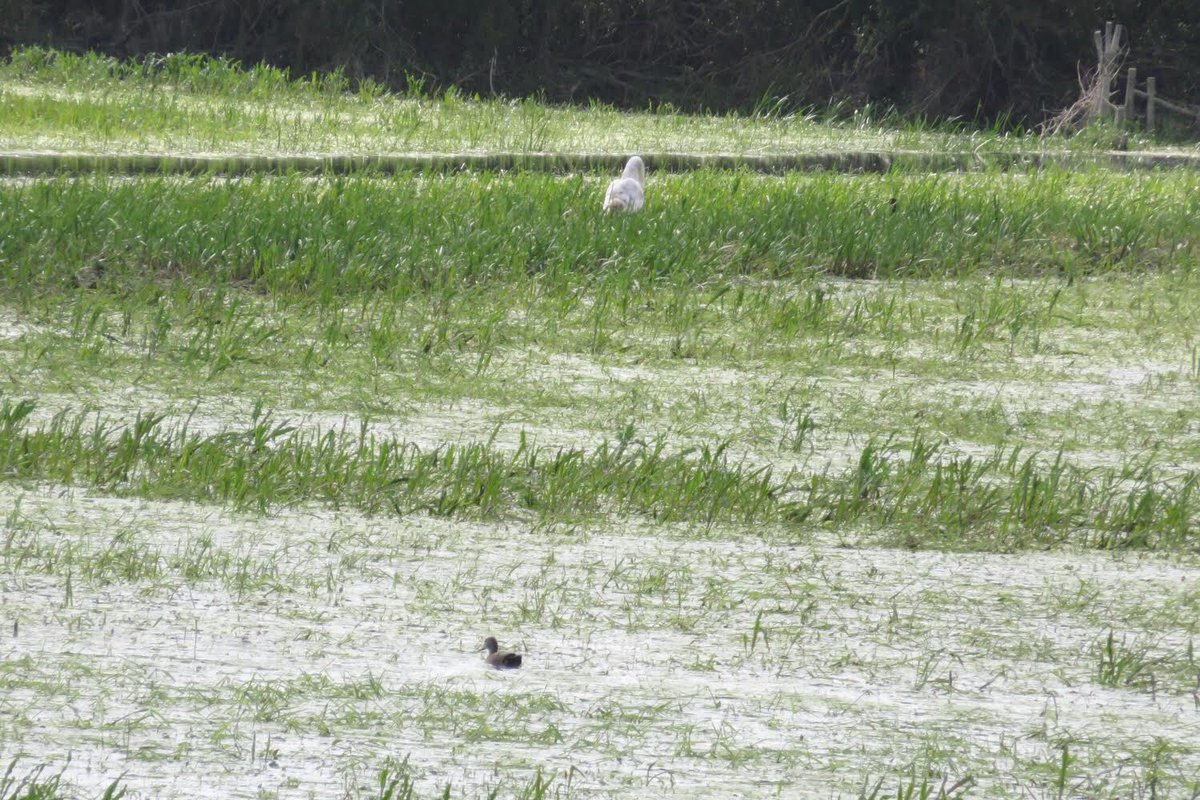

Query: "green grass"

xmin=3 ymin=171 xmax=1198 ymax=304
xmin=0 ymin=46 xmax=1180 ymax=162
xmin=2 ymin=172 xmax=1198 ymax=554
xmin=1 ymin=399 xmax=1196 ymax=551
xmin=0 ymin=398 xmax=785 ymax=524
xmin=0 ymin=759 xmax=126 ymax=800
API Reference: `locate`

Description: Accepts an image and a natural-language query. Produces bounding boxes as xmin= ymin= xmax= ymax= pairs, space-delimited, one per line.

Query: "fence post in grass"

xmin=1124 ymin=67 xmax=1137 ymax=125
xmin=1091 ymin=22 xmax=1123 ymax=120
xmin=1147 ymin=77 xmax=1156 ymax=133
xmin=1108 ymin=23 xmax=1123 ymax=118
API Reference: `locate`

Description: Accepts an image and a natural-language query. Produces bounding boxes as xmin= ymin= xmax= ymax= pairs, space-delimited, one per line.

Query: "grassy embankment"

xmin=0 ymin=45 xmax=1184 ymax=166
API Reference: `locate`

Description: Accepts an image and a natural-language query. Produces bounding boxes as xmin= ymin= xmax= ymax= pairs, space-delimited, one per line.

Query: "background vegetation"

xmin=4 ymin=1 xmax=1200 ymax=124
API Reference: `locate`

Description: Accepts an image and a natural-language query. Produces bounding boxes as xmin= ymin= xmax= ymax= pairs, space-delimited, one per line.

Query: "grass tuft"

xmin=2 ymin=401 xmax=1197 ymax=551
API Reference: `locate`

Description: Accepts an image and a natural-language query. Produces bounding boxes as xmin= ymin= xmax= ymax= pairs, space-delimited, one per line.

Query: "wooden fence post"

xmin=1124 ymin=67 xmax=1137 ymax=124
xmin=1147 ymin=76 xmax=1156 ymax=132
xmin=1092 ymin=22 xmax=1124 ymax=121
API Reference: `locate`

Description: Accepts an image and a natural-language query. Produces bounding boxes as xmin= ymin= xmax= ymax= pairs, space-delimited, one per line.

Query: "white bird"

xmin=603 ymin=155 xmax=646 ymax=214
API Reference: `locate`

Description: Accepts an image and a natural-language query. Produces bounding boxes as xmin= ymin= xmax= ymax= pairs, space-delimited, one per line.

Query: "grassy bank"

xmin=0 ymin=47 xmax=1175 ymax=161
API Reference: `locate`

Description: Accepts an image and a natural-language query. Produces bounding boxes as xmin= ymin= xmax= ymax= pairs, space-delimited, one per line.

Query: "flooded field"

xmin=4 ymin=483 xmax=1199 ymax=799
xmin=2 ymin=165 xmax=1200 ymax=798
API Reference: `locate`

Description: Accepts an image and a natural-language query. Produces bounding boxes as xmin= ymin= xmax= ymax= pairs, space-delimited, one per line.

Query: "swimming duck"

xmin=483 ymin=636 xmax=522 ymax=669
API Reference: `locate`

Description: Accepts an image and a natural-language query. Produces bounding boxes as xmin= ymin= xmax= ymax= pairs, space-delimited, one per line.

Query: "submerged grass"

xmin=9 ymin=268 xmax=1200 ymax=493
xmin=0 ymin=758 xmax=126 ymax=800
xmin=1 ymin=399 xmax=1196 ymax=551
xmin=372 ymin=758 xmax=562 ymax=800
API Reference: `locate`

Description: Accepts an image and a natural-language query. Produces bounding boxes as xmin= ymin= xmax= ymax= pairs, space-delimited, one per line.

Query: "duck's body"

xmin=603 ymin=156 xmax=646 ymax=214
xmin=483 ymin=636 xmax=522 ymax=669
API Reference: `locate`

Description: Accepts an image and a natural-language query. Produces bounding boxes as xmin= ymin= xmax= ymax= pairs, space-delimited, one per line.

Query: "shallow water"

xmin=2 ymin=483 xmax=1197 ymax=798
xmin=3 ymin=265 xmax=1200 ymax=797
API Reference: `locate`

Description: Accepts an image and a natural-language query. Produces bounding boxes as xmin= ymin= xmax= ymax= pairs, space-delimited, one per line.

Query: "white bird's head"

xmin=622 ymin=155 xmax=645 ymax=186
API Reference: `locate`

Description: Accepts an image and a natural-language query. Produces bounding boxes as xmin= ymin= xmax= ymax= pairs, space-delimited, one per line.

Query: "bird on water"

xmin=603 ymin=155 xmax=646 ymax=214
xmin=483 ymin=636 xmax=522 ymax=669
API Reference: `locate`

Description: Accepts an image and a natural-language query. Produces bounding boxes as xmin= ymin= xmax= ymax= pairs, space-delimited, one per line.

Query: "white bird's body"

xmin=603 ymin=156 xmax=646 ymax=213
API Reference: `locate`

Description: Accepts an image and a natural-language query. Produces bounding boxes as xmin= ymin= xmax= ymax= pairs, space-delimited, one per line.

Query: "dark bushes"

xmin=4 ymin=1 xmax=1200 ymax=124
